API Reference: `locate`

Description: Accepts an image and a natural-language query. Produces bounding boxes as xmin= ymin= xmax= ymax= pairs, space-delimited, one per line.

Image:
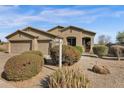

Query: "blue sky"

xmin=0 ymin=5 xmax=124 ymax=43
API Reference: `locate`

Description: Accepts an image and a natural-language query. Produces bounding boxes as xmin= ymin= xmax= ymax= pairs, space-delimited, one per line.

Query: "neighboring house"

xmin=6 ymin=26 xmax=96 ymax=55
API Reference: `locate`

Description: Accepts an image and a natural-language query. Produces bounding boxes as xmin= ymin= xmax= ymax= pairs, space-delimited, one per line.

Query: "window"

xmin=67 ymin=37 xmax=76 ymax=46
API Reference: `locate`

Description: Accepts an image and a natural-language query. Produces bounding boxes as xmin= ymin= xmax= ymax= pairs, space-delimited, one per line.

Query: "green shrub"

xmin=93 ymin=45 xmax=108 ymax=57
xmin=47 ymin=67 xmax=89 ymax=88
xmin=50 ymin=45 xmax=81 ymax=66
xmin=74 ymin=46 xmax=83 ymax=55
xmin=22 ymin=50 xmax=43 ymax=57
xmin=3 ymin=54 xmax=44 ymax=81
xmin=109 ymin=45 xmax=124 ymax=57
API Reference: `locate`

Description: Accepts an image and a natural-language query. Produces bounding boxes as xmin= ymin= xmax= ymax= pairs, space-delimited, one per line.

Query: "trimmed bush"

xmin=22 ymin=50 xmax=44 ymax=66
xmin=74 ymin=46 xmax=83 ymax=55
xmin=108 ymin=45 xmax=124 ymax=57
xmin=22 ymin=50 xmax=43 ymax=57
xmin=3 ymin=54 xmax=44 ymax=81
xmin=47 ymin=67 xmax=89 ymax=88
xmin=50 ymin=45 xmax=81 ymax=66
xmin=93 ymin=45 xmax=108 ymax=57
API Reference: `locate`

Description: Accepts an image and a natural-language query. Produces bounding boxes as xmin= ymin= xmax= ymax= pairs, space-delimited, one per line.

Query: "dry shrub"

xmin=50 ymin=45 xmax=81 ymax=66
xmin=47 ymin=67 xmax=89 ymax=88
xmin=3 ymin=54 xmax=44 ymax=81
xmin=92 ymin=65 xmax=110 ymax=74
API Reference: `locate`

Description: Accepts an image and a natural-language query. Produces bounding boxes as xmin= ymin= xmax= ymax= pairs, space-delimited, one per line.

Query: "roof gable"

xmin=61 ymin=26 xmax=96 ymax=35
xmin=6 ymin=30 xmax=36 ymax=39
xmin=22 ymin=26 xmax=62 ymax=39
xmin=47 ymin=25 xmax=65 ymax=32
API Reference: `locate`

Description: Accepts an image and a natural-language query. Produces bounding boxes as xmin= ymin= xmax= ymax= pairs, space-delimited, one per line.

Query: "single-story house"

xmin=6 ymin=26 xmax=96 ymax=55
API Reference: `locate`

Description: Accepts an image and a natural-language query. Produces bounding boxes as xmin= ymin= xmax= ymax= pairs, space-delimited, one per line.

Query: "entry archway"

xmin=82 ymin=37 xmax=91 ymax=52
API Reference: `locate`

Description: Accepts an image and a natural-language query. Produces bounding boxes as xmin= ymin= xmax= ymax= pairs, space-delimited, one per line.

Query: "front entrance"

xmin=67 ymin=37 xmax=76 ymax=46
xmin=82 ymin=37 xmax=91 ymax=52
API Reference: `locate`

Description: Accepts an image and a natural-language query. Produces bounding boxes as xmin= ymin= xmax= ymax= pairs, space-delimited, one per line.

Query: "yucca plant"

xmin=47 ymin=67 xmax=90 ymax=88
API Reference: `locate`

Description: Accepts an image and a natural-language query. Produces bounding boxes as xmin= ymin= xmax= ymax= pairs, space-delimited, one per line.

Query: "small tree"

xmin=116 ymin=32 xmax=124 ymax=44
xmin=98 ymin=35 xmax=111 ymax=45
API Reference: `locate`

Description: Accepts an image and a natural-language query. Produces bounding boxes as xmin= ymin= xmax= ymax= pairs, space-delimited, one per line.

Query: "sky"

xmin=0 ymin=5 xmax=124 ymax=43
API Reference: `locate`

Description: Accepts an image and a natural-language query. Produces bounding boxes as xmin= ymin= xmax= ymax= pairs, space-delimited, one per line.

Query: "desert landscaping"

xmin=0 ymin=23 xmax=124 ymax=88
xmin=0 ymin=51 xmax=124 ymax=88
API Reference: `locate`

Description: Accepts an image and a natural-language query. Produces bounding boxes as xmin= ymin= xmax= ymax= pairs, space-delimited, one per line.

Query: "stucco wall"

xmin=48 ymin=27 xmax=95 ymax=52
xmin=24 ymin=29 xmax=55 ymax=40
xmin=61 ymin=28 xmax=95 ymax=46
xmin=8 ymin=33 xmax=33 ymax=41
xmin=48 ymin=28 xmax=62 ymax=37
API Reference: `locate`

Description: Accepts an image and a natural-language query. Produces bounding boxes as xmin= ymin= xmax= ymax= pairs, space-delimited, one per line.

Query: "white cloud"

xmin=0 ymin=6 xmax=124 ymax=29
xmin=40 ymin=8 xmax=86 ymax=16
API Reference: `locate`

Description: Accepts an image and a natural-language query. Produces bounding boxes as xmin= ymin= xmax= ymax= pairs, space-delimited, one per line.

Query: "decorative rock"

xmin=92 ymin=65 xmax=110 ymax=74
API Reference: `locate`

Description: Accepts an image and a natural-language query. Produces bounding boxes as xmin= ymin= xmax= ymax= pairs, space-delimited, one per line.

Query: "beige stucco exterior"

xmin=48 ymin=26 xmax=95 ymax=52
xmin=8 ymin=32 xmax=33 ymax=41
xmin=6 ymin=27 xmax=59 ymax=55
xmin=48 ymin=27 xmax=63 ymax=37
xmin=6 ymin=26 xmax=96 ymax=55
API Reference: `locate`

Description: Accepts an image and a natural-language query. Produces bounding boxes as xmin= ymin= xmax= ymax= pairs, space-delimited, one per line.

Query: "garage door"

xmin=11 ymin=41 xmax=32 ymax=53
xmin=38 ymin=40 xmax=51 ymax=55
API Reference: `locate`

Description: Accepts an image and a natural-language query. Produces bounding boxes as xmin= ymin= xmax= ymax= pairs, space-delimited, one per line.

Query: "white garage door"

xmin=11 ymin=41 xmax=32 ymax=53
xmin=38 ymin=40 xmax=51 ymax=55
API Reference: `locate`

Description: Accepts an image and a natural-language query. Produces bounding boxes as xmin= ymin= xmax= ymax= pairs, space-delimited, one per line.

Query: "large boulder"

xmin=92 ymin=65 xmax=110 ymax=74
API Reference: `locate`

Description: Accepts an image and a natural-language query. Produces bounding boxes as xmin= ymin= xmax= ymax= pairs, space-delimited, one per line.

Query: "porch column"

xmin=90 ymin=37 xmax=94 ymax=53
xmin=32 ymin=38 xmax=38 ymax=50
xmin=8 ymin=41 xmax=11 ymax=53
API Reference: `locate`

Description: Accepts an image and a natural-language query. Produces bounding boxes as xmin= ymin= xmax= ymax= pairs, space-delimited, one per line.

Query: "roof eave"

xmin=22 ymin=26 xmax=62 ymax=39
xmin=6 ymin=30 xmax=36 ymax=39
xmin=47 ymin=25 xmax=65 ymax=32
xmin=61 ymin=26 xmax=96 ymax=35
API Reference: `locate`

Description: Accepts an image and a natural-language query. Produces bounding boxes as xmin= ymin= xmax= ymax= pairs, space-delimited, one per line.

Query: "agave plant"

xmin=47 ymin=67 xmax=90 ymax=88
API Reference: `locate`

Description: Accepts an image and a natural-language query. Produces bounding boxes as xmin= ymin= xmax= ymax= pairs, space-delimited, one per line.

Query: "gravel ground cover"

xmin=0 ymin=52 xmax=124 ymax=88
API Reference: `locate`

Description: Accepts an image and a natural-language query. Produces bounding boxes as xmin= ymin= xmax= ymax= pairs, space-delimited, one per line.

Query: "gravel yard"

xmin=0 ymin=52 xmax=124 ymax=88
xmin=76 ymin=56 xmax=124 ymax=88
